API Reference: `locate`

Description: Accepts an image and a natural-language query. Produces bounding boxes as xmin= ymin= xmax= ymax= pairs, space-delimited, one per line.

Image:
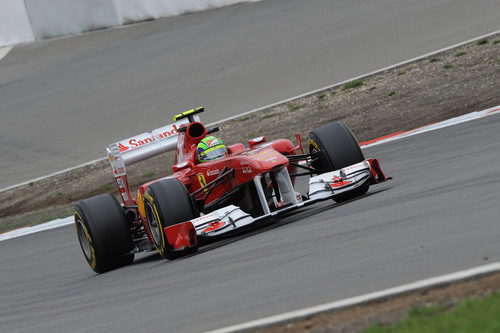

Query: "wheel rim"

xmin=145 ymin=202 xmax=162 ymax=246
xmin=76 ymin=219 xmax=92 ymax=261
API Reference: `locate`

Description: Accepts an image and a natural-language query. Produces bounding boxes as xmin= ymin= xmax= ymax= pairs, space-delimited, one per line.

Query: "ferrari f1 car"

xmin=75 ymin=107 xmax=389 ymax=273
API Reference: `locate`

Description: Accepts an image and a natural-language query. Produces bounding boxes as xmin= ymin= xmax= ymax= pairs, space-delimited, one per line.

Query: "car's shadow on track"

xmin=188 ymin=186 xmax=393 ymax=257
xmin=132 ymin=252 xmax=163 ymax=264
xmin=131 ymin=186 xmax=392 ymax=266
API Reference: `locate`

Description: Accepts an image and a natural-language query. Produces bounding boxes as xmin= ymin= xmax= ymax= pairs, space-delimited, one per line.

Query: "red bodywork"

xmin=128 ymin=121 xmax=300 ymax=244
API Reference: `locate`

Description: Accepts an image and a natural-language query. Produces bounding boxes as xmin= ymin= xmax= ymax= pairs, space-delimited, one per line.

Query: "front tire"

xmin=309 ymin=121 xmax=368 ymax=202
xmin=74 ymin=194 xmax=134 ymax=273
xmin=144 ymin=179 xmax=199 ymax=259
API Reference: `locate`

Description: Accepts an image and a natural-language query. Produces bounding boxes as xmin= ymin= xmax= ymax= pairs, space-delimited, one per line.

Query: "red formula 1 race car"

xmin=74 ymin=107 xmax=389 ymax=273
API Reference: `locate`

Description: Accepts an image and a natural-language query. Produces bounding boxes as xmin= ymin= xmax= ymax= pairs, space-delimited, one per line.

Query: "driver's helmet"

xmin=197 ymin=136 xmax=227 ymax=162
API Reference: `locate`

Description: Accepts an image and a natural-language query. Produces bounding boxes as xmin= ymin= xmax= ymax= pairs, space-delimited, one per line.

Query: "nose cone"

xmin=246 ymin=148 xmax=289 ymax=171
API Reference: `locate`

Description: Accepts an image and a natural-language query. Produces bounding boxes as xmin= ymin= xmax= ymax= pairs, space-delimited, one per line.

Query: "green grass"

xmin=476 ymin=39 xmax=488 ymax=45
xmin=397 ymin=71 xmax=406 ymax=76
xmin=362 ymin=292 xmax=500 ymax=333
xmin=238 ymin=116 xmax=250 ymax=122
xmin=287 ymin=103 xmax=303 ymax=111
xmin=383 ymin=90 xmax=395 ymax=98
xmin=342 ymin=80 xmax=364 ymax=90
xmin=247 ymin=129 xmax=263 ymax=137
xmin=262 ymin=113 xmax=277 ymax=120
xmin=429 ymin=57 xmax=440 ymax=63
xmin=493 ymin=40 xmax=499 ymax=45
xmin=317 ymin=93 xmax=326 ymax=100
xmin=142 ymin=172 xmax=154 ymax=178
xmin=102 ymin=184 xmax=112 ymax=191
xmin=443 ymin=64 xmax=453 ymax=70
xmin=455 ymin=52 xmax=466 ymax=57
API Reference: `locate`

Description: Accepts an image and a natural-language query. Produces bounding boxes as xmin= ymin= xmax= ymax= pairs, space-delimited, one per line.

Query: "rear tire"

xmin=309 ymin=121 xmax=368 ymax=202
xmin=74 ymin=194 xmax=134 ymax=273
xmin=144 ymin=179 xmax=199 ymax=259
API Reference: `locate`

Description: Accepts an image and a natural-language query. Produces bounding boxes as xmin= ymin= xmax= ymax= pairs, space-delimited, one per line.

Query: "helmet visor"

xmin=199 ymin=145 xmax=226 ymax=161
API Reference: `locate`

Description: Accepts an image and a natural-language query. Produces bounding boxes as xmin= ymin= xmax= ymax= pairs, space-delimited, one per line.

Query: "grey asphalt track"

xmin=1 ymin=114 xmax=499 ymax=333
xmin=1 ymin=0 xmax=499 ymax=189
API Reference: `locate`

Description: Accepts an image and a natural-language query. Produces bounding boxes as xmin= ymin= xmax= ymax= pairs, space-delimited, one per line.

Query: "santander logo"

xmin=117 ymin=125 xmax=179 ymax=152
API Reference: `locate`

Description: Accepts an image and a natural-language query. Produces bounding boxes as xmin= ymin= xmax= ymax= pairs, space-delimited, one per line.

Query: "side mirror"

xmin=172 ymin=160 xmax=194 ymax=172
xmin=248 ymin=136 xmax=266 ymax=149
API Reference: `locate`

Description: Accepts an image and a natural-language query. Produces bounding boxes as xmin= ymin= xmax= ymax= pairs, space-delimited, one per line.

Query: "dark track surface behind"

xmin=1 ymin=0 xmax=499 ymax=188
xmin=1 ymin=115 xmax=499 ymax=333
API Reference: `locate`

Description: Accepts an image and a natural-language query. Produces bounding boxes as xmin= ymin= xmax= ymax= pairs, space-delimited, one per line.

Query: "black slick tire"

xmin=144 ymin=179 xmax=199 ymax=260
xmin=309 ymin=121 xmax=368 ymax=202
xmin=74 ymin=194 xmax=134 ymax=273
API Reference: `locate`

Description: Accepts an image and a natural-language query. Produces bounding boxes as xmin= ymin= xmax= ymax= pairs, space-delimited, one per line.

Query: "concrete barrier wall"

xmin=0 ymin=0 xmax=35 ymax=46
xmin=0 ymin=0 xmax=262 ymax=47
xmin=113 ymin=0 xmax=262 ymax=24
xmin=23 ymin=0 xmax=119 ymax=40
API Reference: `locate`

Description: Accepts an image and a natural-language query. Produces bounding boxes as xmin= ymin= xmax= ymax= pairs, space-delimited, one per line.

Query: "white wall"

xmin=113 ymin=0 xmax=262 ymax=25
xmin=0 ymin=0 xmax=35 ymax=46
xmin=0 ymin=0 xmax=263 ymax=47
xmin=23 ymin=0 xmax=119 ymax=40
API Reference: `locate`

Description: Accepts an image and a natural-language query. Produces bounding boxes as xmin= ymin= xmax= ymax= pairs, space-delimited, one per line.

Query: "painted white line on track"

xmin=0 ymin=104 xmax=499 ymax=242
xmin=205 ymin=29 xmax=500 ymax=127
xmin=0 ymin=157 xmax=105 ymax=193
xmin=0 ymin=216 xmax=73 ymax=242
xmin=206 ymin=262 xmax=500 ymax=333
xmin=1 ymin=29 xmax=498 ymax=194
xmin=0 ymin=46 xmax=13 ymax=62
xmin=360 ymin=105 xmax=500 ymax=148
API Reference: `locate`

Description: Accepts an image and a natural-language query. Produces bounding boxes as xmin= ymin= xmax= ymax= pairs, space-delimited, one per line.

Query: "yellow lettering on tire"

xmin=309 ymin=139 xmax=320 ymax=151
xmin=74 ymin=211 xmax=97 ymax=269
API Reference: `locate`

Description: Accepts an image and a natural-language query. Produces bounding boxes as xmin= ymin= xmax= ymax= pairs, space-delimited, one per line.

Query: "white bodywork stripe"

xmin=206 ymin=262 xmax=500 ymax=333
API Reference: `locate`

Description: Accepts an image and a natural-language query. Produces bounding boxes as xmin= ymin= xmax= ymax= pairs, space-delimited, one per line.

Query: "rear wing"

xmin=106 ymin=116 xmax=199 ymax=205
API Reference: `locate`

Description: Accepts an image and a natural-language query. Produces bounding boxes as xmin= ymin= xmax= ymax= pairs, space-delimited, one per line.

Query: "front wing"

xmin=163 ymin=159 xmax=389 ymax=250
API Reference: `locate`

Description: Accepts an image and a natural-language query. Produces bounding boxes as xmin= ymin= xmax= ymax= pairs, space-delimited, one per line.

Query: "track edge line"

xmin=205 ymin=262 xmax=500 ymax=333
